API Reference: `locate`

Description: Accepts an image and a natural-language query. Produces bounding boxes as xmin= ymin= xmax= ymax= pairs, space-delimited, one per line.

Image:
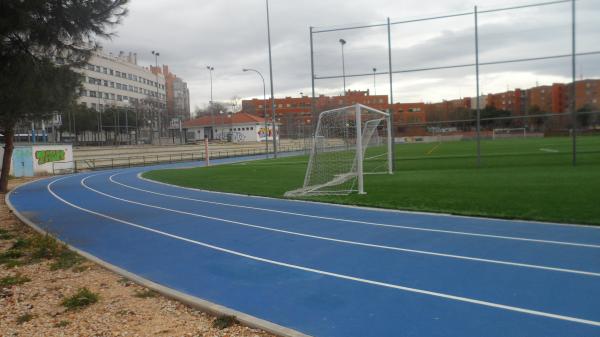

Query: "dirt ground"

xmin=0 ymin=178 xmax=278 ymax=337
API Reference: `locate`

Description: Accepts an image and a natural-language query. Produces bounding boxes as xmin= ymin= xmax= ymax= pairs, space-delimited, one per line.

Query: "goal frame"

xmin=299 ymin=103 xmax=393 ymax=195
xmin=492 ymin=127 xmax=527 ymax=140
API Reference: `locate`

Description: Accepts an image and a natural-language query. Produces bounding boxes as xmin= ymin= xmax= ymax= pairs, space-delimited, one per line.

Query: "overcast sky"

xmin=103 ymin=0 xmax=599 ymax=110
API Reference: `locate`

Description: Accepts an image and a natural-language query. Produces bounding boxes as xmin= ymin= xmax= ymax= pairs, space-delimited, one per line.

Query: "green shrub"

xmin=61 ymin=287 xmax=99 ymax=310
xmin=212 ymin=315 xmax=238 ymax=330
xmin=54 ymin=320 xmax=70 ymax=328
xmin=0 ymin=274 xmax=31 ymax=287
xmin=50 ymin=249 xmax=83 ymax=270
xmin=133 ymin=289 xmax=158 ymax=298
xmin=16 ymin=313 xmax=35 ymax=324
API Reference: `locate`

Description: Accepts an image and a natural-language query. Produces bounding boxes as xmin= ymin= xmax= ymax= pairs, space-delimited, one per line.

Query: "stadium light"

xmin=339 ymin=38 xmax=347 ymax=95
xmin=243 ymin=68 xmax=269 ymax=158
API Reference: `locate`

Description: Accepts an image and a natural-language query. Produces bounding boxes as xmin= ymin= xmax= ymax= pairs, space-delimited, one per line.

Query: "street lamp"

xmin=243 ymin=68 xmax=269 ymax=158
xmin=372 ymin=67 xmax=377 ymax=95
xmin=206 ymin=65 xmax=215 ymax=140
xmin=151 ymin=50 xmax=162 ymax=144
xmin=339 ymin=38 xmax=347 ymax=95
xmin=96 ymin=79 xmax=102 ymax=144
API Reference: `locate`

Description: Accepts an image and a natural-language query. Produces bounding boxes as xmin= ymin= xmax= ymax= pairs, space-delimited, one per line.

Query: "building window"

xmin=103 ymin=80 xmax=108 ymax=86
xmin=91 ymin=103 xmax=97 ymax=110
xmin=128 ymin=85 xmax=133 ymax=91
xmin=103 ymin=67 xmax=107 ymax=74
xmin=88 ymin=77 xmax=95 ymax=84
xmin=87 ymin=64 xmax=95 ymax=71
xmin=122 ymin=72 xmax=127 ymax=78
xmin=110 ymin=81 xmax=114 ymax=88
xmin=80 ymin=89 xmax=87 ymax=96
xmin=117 ymin=95 xmax=123 ymax=101
xmin=89 ymin=91 xmax=97 ymax=97
xmin=133 ymin=75 xmax=138 ymax=81
xmin=116 ymin=83 xmax=122 ymax=89
xmin=116 ymin=71 xmax=121 ymax=77
xmin=109 ymin=69 xmax=114 ymax=75
xmin=128 ymin=74 xmax=132 ymax=80
xmin=95 ymin=65 xmax=101 ymax=72
xmin=110 ymin=93 xmax=115 ymax=100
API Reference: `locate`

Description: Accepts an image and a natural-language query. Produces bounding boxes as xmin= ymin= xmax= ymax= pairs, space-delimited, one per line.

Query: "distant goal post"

xmin=492 ymin=128 xmax=527 ymax=140
xmin=284 ymin=104 xmax=392 ymax=197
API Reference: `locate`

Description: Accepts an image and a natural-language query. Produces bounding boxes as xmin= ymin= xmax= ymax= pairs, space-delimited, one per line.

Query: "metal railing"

xmin=51 ymin=144 xmax=308 ymax=175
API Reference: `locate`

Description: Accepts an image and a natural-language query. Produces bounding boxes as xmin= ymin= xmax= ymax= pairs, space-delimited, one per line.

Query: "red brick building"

xmin=242 ymin=90 xmax=403 ymax=137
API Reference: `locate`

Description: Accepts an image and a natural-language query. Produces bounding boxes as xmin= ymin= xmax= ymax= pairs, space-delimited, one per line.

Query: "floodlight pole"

xmin=571 ymin=0 xmax=577 ymax=166
xmin=474 ymin=7 xmax=482 ymax=167
xmin=387 ymin=17 xmax=396 ymax=171
xmin=339 ymin=38 xmax=347 ymax=95
xmin=372 ymin=68 xmax=377 ymax=95
xmin=266 ymin=0 xmax=277 ymax=158
xmin=310 ymin=26 xmax=317 ymax=131
xmin=206 ymin=65 xmax=215 ymax=140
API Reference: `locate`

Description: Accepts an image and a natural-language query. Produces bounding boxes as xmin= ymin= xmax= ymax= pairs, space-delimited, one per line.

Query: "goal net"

xmin=284 ymin=104 xmax=392 ymax=197
xmin=492 ymin=128 xmax=527 ymax=140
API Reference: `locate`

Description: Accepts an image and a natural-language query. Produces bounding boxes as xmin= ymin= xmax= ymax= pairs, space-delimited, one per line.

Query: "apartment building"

xmin=73 ymin=50 xmax=166 ymax=112
xmin=150 ymin=65 xmax=191 ymax=120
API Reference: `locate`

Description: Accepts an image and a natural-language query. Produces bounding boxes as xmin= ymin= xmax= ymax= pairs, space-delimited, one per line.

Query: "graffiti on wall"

xmin=35 ymin=150 xmax=65 ymax=165
xmin=258 ymin=127 xmax=272 ymax=139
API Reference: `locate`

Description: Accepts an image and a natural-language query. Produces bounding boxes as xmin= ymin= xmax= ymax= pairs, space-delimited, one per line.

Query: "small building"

xmin=182 ymin=113 xmax=277 ymax=143
xmin=0 ymin=144 xmax=74 ymax=177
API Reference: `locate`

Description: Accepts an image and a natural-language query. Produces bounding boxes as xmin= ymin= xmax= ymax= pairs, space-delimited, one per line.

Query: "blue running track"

xmin=7 ymin=155 xmax=600 ymax=337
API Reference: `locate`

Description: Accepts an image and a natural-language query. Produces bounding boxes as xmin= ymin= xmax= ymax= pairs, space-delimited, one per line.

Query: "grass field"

xmin=143 ymin=135 xmax=600 ymax=225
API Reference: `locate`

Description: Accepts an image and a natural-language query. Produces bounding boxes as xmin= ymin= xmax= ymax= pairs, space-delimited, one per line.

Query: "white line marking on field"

xmin=540 ymin=148 xmax=560 ymax=153
xmin=108 ymin=173 xmax=600 ymax=249
xmin=76 ymin=174 xmax=600 ymax=277
xmin=45 ymin=175 xmax=600 ymax=328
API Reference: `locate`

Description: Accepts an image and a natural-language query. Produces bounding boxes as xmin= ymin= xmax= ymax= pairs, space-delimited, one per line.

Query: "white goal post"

xmin=492 ymin=128 xmax=527 ymax=140
xmin=284 ymin=104 xmax=392 ymax=197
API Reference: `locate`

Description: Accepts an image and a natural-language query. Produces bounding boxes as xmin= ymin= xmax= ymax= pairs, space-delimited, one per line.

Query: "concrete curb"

xmin=5 ymin=180 xmax=311 ymax=337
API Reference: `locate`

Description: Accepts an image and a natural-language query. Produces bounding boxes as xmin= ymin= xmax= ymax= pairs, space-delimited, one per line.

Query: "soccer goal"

xmin=492 ymin=128 xmax=527 ymax=140
xmin=284 ymin=104 xmax=392 ymax=197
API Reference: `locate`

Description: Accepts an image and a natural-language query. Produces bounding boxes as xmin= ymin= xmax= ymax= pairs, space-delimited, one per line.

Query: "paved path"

xmin=7 ymin=156 xmax=600 ymax=337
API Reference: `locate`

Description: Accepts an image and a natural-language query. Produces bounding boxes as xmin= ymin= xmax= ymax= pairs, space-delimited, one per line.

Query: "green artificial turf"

xmin=143 ymin=135 xmax=600 ymax=225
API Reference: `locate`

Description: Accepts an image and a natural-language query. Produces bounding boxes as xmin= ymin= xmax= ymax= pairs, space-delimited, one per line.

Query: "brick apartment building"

xmin=425 ymin=98 xmax=471 ymax=122
xmin=242 ymin=90 xmax=396 ymax=137
xmin=240 ymin=79 xmax=599 ymax=138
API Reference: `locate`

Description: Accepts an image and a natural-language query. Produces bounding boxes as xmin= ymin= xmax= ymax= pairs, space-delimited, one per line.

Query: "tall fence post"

xmin=571 ymin=0 xmax=577 ymax=166
xmin=310 ymin=26 xmax=317 ymax=130
xmin=387 ymin=17 xmax=395 ymax=171
xmin=474 ymin=6 xmax=482 ymax=167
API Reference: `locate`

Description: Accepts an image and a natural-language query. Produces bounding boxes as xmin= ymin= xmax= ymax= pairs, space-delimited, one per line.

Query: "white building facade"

xmin=73 ymin=50 xmax=166 ymax=111
xmin=182 ymin=113 xmax=276 ymax=143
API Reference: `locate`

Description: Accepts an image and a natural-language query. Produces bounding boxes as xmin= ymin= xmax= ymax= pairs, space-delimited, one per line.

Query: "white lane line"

xmin=46 ymin=175 xmax=600 ymax=328
xmin=540 ymin=148 xmax=560 ymax=153
xmin=79 ymin=174 xmax=600 ymax=277
xmin=110 ymin=173 xmax=600 ymax=249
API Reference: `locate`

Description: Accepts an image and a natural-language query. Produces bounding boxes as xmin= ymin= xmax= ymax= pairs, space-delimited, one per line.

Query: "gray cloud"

xmin=102 ymin=0 xmax=600 ymax=109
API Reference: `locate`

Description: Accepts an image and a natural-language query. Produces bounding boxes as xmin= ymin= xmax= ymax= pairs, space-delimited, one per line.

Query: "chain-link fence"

xmin=308 ymin=0 xmax=600 ymax=169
